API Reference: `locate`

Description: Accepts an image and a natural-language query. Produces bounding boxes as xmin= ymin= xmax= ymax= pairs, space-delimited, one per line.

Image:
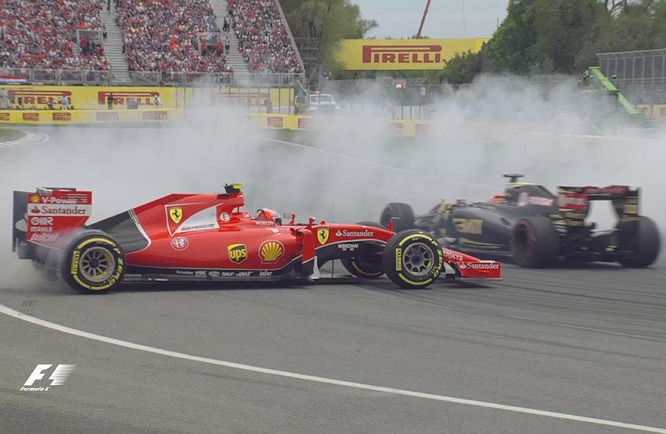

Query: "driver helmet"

xmin=490 ymin=192 xmax=508 ymax=204
xmin=256 ymin=208 xmax=281 ymax=225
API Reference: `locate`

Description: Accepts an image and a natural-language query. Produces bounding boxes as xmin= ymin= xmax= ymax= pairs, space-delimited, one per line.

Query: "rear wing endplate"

xmin=557 ymin=185 xmax=639 ymax=224
xmin=12 ymin=187 xmax=92 ymax=253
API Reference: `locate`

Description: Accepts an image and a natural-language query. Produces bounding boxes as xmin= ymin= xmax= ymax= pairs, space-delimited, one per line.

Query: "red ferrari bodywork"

xmin=12 ymin=185 xmax=501 ymax=292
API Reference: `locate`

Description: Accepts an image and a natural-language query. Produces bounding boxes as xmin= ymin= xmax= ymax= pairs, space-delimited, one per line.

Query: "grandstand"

xmin=0 ymin=0 xmax=111 ymax=83
xmin=0 ymin=0 xmax=305 ymax=87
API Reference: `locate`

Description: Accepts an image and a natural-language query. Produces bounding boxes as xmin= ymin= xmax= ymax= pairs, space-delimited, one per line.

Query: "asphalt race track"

xmin=1 ymin=259 xmax=665 ymax=434
xmin=1 ymin=126 xmax=665 ymax=433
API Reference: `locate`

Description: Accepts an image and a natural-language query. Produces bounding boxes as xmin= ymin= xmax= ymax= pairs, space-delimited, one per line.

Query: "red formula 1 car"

xmin=11 ymin=184 xmax=501 ymax=293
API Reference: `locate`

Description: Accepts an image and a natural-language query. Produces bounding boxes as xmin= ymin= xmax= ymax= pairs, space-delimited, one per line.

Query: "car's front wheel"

xmin=382 ymin=230 xmax=443 ymax=289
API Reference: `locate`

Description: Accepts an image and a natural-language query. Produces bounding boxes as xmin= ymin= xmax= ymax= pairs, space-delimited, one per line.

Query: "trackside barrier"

xmin=0 ymin=86 xmax=185 ymax=110
xmin=0 ymin=109 xmax=185 ymax=124
xmin=1 ymin=110 xmax=655 ymax=142
xmin=248 ymin=114 xmax=429 ymax=137
xmin=0 ymin=109 xmax=426 ymax=137
xmin=0 ymin=110 xmax=586 ymax=139
xmin=636 ymin=104 xmax=666 ymax=120
xmin=243 ymin=115 xmax=663 ymax=142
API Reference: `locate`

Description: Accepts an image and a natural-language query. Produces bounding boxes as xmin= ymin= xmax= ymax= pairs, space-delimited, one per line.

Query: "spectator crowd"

xmin=1 ymin=0 xmax=304 ymax=80
xmin=0 ymin=0 xmax=109 ymax=71
xmin=227 ymin=0 xmax=303 ymax=74
xmin=115 ymin=0 xmax=232 ymax=75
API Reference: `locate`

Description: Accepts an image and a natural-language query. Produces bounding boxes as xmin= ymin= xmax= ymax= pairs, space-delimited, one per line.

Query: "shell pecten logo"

xmin=259 ymin=240 xmax=284 ymax=263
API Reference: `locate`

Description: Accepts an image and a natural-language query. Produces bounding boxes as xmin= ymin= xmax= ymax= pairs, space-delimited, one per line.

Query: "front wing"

xmin=442 ymin=247 xmax=502 ymax=280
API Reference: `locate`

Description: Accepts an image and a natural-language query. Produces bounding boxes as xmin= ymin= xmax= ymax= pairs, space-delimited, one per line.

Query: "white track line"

xmin=264 ymin=138 xmax=497 ymax=190
xmin=0 ymin=131 xmax=50 ymax=148
xmin=1 ymin=303 xmax=664 ymax=433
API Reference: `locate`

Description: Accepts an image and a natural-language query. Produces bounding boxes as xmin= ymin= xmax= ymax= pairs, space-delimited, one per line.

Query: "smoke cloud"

xmin=1 ymin=74 xmax=665 ymax=290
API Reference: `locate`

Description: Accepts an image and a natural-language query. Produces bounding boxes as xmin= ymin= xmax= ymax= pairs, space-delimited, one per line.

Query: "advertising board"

xmin=337 ymin=38 xmax=488 ymax=71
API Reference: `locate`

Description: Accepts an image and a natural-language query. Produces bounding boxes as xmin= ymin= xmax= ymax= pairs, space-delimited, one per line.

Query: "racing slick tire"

xmin=340 ymin=221 xmax=385 ymax=278
xmin=512 ymin=217 xmax=559 ymax=268
xmin=61 ymin=230 xmax=125 ymax=294
xmin=382 ymin=230 xmax=443 ymax=289
xmin=380 ymin=203 xmax=415 ymax=232
xmin=618 ymin=216 xmax=661 ymax=268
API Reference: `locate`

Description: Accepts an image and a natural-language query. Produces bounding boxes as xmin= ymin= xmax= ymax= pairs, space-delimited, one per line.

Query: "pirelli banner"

xmin=2 ymin=85 xmax=293 ymax=112
xmin=0 ymin=86 xmax=184 ymax=110
xmin=337 ymin=38 xmax=488 ymax=71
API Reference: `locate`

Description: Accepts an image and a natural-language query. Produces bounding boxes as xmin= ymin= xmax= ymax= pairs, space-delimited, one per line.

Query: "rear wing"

xmin=12 ymin=188 xmax=92 ymax=255
xmin=556 ymin=185 xmax=639 ymax=226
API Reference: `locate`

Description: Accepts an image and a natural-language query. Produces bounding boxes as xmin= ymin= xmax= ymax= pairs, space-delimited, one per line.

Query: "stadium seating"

xmin=227 ymin=0 xmax=303 ymax=74
xmin=0 ymin=0 xmax=109 ymax=71
xmin=115 ymin=0 xmax=232 ymax=74
xmin=1 ymin=0 xmax=303 ymax=81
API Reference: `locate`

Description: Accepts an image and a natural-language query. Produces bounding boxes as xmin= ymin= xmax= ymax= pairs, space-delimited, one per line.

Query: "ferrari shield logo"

xmin=169 ymin=207 xmax=183 ymax=224
xmin=317 ymin=228 xmax=329 ymax=245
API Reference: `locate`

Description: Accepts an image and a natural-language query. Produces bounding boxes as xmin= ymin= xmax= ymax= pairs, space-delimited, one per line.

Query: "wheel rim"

xmin=402 ymin=242 xmax=435 ymax=277
xmin=79 ymin=247 xmax=116 ymax=283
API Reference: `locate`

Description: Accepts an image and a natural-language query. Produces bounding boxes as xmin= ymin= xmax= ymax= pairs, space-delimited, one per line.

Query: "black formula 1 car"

xmin=380 ymin=174 xmax=661 ymax=268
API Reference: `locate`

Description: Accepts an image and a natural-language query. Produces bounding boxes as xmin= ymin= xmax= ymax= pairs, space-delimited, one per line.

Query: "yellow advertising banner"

xmin=0 ymin=109 xmax=185 ymax=124
xmin=636 ymin=104 xmax=666 ymax=119
xmin=0 ymin=85 xmax=296 ymax=112
xmin=0 ymin=85 xmax=185 ymax=110
xmin=336 ymin=38 xmax=488 ymax=71
xmin=200 ymin=87 xmax=294 ymax=110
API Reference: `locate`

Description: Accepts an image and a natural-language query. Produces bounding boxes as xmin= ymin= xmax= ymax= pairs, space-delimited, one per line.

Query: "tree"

xmin=281 ymin=0 xmax=377 ymax=77
xmin=530 ymin=0 xmax=599 ymax=72
xmin=576 ymin=0 xmax=666 ymax=69
xmin=485 ymin=0 xmax=601 ymax=74
xmin=484 ymin=0 xmax=539 ymax=74
xmin=440 ymin=51 xmax=483 ymax=85
xmin=280 ymin=0 xmax=666 ymax=84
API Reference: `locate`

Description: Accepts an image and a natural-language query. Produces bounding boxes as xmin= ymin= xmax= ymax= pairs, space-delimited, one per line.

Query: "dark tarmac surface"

xmin=1 ymin=258 xmax=665 ymax=434
xmin=1 ymin=125 xmax=665 ymax=433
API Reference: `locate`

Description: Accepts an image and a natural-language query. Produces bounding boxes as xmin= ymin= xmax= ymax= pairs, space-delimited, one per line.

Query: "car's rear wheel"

xmin=618 ymin=216 xmax=661 ymax=268
xmin=382 ymin=230 xmax=443 ymax=289
xmin=380 ymin=203 xmax=415 ymax=232
xmin=512 ymin=217 xmax=559 ymax=268
xmin=61 ymin=231 xmax=125 ymax=293
xmin=340 ymin=222 xmax=385 ymax=278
